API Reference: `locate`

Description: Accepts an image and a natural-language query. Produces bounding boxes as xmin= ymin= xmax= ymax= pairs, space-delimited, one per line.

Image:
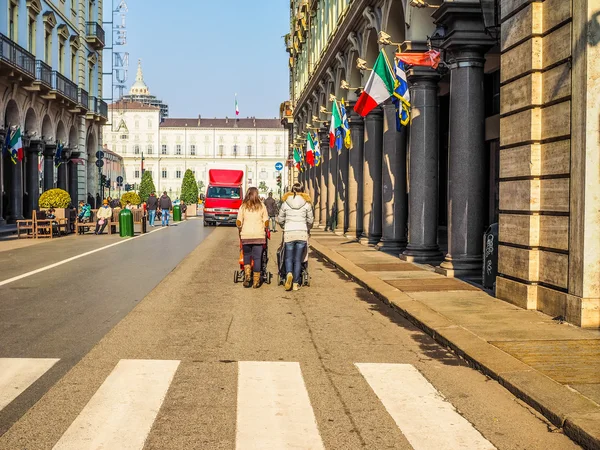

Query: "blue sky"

xmin=103 ymin=0 xmax=290 ymax=119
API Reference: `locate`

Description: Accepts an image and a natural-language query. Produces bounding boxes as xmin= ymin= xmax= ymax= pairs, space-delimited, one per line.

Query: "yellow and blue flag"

xmin=392 ymin=58 xmax=411 ymax=131
xmin=340 ymin=99 xmax=352 ymax=149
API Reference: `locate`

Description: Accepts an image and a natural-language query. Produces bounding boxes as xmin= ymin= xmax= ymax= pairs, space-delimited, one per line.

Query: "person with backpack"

xmin=277 ymin=182 xmax=314 ymax=291
xmin=147 ymin=191 xmax=158 ymax=226
xmin=159 ymin=191 xmax=173 ymax=226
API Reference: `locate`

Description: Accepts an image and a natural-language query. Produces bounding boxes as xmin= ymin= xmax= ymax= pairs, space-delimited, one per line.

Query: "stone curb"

xmin=310 ymin=238 xmax=600 ymax=450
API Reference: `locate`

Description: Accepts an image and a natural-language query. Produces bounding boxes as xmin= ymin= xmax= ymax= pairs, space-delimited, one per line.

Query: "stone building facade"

xmin=104 ymin=103 xmax=289 ymax=199
xmin=0 ymin=0 xmax=107 ymax=224
xmin=285 ymin=0 xmax=600 ymax=327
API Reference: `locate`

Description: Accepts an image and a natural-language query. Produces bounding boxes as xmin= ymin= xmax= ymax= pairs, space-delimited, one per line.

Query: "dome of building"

xmin=129 ymin=59 xmax=150 ymax=96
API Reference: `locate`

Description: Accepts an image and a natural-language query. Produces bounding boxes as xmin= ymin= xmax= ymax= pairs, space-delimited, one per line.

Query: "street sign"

xmin=116 ymin=176 xmax=123 ymax=183
xmin=95 ymin=151 xmax=104 ymax=160
xmin=275 ymin=162 xmax=284 ymax=171
xmin=95 ymin=160 xmax=104 ymax=168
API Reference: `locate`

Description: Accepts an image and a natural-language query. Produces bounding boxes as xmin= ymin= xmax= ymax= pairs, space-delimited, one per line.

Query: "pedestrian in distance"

xmin=159 ymin=191 xmax=173 ymax=226
xmin=277 ymin=182 xmax=314 ymax=291
xmin=95 ymin=199 xmax=112 ymax=235
xmin=237 ymin=187 xmax=269 ymax=289
xmin=180 ymin=200 xmax=187 ymax=220
xmin=87 ymin=193 xmax=94 ymax=209
xmin=147 ymin=191 xmax=158 ymax=226
xmin=95 ymin=193 xmax=101 ymax=209
xmin=264 ymin=192 xmax=279 ymax=233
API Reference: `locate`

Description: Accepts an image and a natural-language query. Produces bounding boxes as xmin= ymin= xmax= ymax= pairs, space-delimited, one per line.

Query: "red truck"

xmin=203 ymin=169 xmax=244 ymax=226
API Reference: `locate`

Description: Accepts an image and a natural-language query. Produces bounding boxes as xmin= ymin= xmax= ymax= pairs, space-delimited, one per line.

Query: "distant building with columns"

xmin=0 ymin=0 xmax=107 ymax=223
xmin=285 ymin=0 xmax=600 ymax=328
xmin=103 ymin=65 xmax=289 ymax=198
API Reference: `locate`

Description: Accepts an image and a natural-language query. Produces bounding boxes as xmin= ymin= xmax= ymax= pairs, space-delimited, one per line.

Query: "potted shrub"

xmin=120 ymin=191 xmax=141 ymax=208
xmin=39 ymin=188 xmax=72 ymax=219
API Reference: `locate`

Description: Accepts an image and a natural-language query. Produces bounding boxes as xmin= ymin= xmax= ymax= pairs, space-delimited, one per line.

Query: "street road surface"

xmin=0 ymin=223 xmax=580 ymax=449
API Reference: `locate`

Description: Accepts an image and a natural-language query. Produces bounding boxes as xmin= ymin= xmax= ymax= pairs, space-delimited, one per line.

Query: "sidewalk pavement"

xmin=309 ymin=229 xmax=600 ymax=450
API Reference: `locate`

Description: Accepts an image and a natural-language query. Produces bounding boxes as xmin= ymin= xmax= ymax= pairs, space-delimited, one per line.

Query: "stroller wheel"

xmin=266 ymin=272 xmax=273 ymax=284
xmin=234 ymin=270 xmax=240 ymax=283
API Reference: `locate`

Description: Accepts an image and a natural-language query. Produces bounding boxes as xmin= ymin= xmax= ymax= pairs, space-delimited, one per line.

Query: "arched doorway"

xmin=86 ymin=131 xmax=98 ymax=206
xmin=68 ymin=124 xmax=80 ymax=204
xmin=23 ymin=108 xmax=39 ymax=218
xmin=3 ymin=100 xmax=22 ymax=222
xmin=40 ymin=114 xmax=54 ymax=192
xmin=55 ymin=120 xmax=68 ymax=191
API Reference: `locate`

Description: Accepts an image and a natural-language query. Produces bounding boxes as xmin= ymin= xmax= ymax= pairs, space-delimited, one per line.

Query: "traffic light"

xmin=100 ymin=174 xmax=107 ymax=186
xmin=124 ymin=184 xmax=130 ymax=192
xmin=105 ymin=178 xmax=111 ymax=188
xmin=276 ymin=174 xmax=282 ymax=186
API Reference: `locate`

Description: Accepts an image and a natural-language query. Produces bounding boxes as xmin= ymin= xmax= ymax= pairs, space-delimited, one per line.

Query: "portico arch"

xmin=41 ymin=114 xmax=53 ymax=140
xmin=4 ymin=100 xmax=20 ymax=128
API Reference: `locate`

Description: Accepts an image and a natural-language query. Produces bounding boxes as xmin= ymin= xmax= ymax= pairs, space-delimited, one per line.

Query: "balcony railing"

xmin=52 ymin=71 xmax=78 ymax=103
xmin=0 ymin=32 xmax=35 ymax=77
xmin=89 ymin=96 xmax=99 ymax=114
xmin=86 ymin=22 xmax=105 ymax=48
xmin=99 ymin=99 xmax=108 ymax=118
xmin=35 ymin=60 xmax=52 ymax=88
xmin=78 ymin=88 xmax=89 ymax=111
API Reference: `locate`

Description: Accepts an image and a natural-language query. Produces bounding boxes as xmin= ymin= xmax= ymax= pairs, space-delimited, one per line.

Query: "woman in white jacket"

xmin=277 ymin=183 xmax=314 ymax=291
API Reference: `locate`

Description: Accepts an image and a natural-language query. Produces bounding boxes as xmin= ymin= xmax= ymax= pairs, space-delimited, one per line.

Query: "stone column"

xmin=379 ymin=102 xmax=408 ymax=253
xmin=437 ymin=47 xmax=488 ymax=277
xmin=8 ymin=151 xmax=25 ymax=223
xmin=336 ymin=133 xmax=349 ymax=234
xmin=313 ymin=159 xmax=321 ymax=224
xmin=346 ymin=102 xmax=364 ymax=238
xmin=360 ymin=107 xmax=383 ymax=245
xmin=401 ymin=68 xmax=443 ymax=263
xmin=57 ymin=150 xmax=70 ymax=191
xmin=69 ymin=151 xmax=81 ymax=205
xmin=25 ymin=141 xmax=42 ymax=217
xmin=319 ymin=128 xmax=329 ymax=228
xmin=43 ymin=144 xmax=56 ymax=192
xmin=327 ymin=137 xmax=338 ymax=232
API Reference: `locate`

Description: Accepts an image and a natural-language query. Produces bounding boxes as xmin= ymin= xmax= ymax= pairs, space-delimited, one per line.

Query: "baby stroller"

xmin=277 ymin=234 xmax=310 ymax=287
xmin=234 ymin=229 xmax=273 ymax=285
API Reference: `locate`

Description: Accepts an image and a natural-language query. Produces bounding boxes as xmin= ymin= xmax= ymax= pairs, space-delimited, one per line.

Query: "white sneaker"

xmin=293 ymin=283 xmax=300 ymax=291
xmin=285 ymin=273 xmax=293 ymax=291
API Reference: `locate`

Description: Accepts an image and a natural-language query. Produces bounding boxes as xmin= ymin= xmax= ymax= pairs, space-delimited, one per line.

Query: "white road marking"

xmin=236 ymin=361 xmax=325 ymax=450
xmin=0 ymin=358 xmax=60 ymax=411
xmin=0 ymin=227 xmax=166 ymax=288
xmin=53 ymin=359 xmax=179 ymax=450
xmin=356 ymin=363 xmax=496 ymax=450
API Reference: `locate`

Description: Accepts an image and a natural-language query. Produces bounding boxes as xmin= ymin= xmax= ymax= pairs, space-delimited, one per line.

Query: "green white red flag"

xmin=354 ymin=50 xmax=396 ymax=117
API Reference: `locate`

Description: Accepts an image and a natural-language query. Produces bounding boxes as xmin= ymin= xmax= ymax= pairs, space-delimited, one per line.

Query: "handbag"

xmin=98 ymin=219 xmax=105 ymax=225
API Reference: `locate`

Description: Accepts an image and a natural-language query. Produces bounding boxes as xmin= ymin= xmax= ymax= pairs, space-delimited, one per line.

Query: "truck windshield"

xmin=207 ymin=187 xmax=241 ymax=199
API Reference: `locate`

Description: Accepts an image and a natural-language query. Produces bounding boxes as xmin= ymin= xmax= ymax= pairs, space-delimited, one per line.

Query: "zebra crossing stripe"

xmin=236 ymin=361 xmax=325 ymax=450
xmin=53 ymin=359 xmax=180 ymax=450
xmin=0 ymin=358 xmax=59 ymax=411
xmin=356 ymin=363 xmax=496 ymax=450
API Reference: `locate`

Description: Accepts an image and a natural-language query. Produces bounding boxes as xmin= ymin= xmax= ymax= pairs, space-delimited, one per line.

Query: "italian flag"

xmin=9 ymin=127 xmax=23 ymax=163
xmin=306 ymin=132 xmax=315 ymax=167
xmin=293 ymin=148 xmax=302 ymax=171
xmin=354 ymin=49 xmax=396 ymax=117
xmin=235 ymin=95 xmax=239 ymax=116
xmin=329 ymin=99 xmax=342 ymax=148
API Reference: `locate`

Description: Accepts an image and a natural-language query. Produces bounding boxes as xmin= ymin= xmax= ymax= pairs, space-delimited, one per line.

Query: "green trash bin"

xmin=119 ymin=208 xmax=134 ymax=237
xmin=173 ymin=204 xmax=181 ymax=222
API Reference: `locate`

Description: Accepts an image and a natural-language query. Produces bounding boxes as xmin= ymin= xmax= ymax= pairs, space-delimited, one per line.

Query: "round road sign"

xmin=95 ymin=150 xmax=104 ymax=160
xmin=275 ymin=162 xmax=284 ymax=171
xmin=95 ymin=159 xmax=104 ymax=168
xmin=116 ymin=176 xmax=123 ymax=183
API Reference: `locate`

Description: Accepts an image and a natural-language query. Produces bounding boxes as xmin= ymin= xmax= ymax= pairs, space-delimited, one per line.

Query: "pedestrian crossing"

xmin=0 ymin=358 xmax=496 ymax=450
